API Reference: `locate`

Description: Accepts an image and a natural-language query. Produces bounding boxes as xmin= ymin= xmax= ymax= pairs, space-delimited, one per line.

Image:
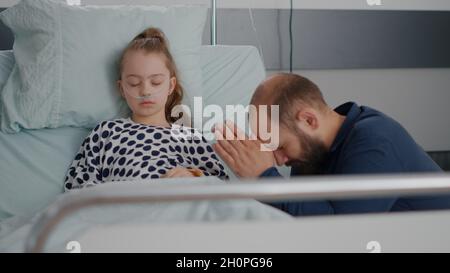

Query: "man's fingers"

xmin=215 ymin=120 xmax=250 ymax=141
xmin=225 ymin=120 xmax=248 ymax=140
xmin=214 ymin=128 xmax=241 ymax=155
xmin=214 ymin=142 xmax=236 ymax=163
xmin=213 ymin=123 xmax=226 ymax=140
xmin=217 ymin=139 xmax=242 ymax=160
xmin=213 ymin=143 xmax=236 ymax=169
xmin=225 ymin=120 xmax=256 ymax=148
xmin=251 ymin=139 xmax=264 ymax=150
xmin=215 ymin=121 xmax=236 ymax=139
xmin=223 ymin=121 xmax=236 ymax=140
xmin=215 ymin=121 xmax=261 ymax=153
xmin=215 ymin=120 xmax=269 ymax=148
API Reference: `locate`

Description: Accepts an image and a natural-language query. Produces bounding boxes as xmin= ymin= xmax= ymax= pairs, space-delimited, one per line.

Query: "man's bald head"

xmin=252 ymin=73 xmax=327 ymax=109
xmin=251 ymin=73 xmax=328 ymax=122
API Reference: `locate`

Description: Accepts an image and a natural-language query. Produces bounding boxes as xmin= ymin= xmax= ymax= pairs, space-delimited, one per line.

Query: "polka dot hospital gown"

xmin=64 ymin=118 xmax=228 ymax=191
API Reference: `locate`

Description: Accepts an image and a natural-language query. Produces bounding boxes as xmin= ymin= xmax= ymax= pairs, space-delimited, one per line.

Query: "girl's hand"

xmin=162 ymin=167 xmax=203 ymax=178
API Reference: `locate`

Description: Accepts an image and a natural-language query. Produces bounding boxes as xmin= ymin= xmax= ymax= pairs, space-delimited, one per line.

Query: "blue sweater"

xmin=261 ymin=102 xmax=450 ymax=216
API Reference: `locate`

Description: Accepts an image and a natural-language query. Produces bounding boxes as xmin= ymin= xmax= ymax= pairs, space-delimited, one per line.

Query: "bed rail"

xmin=211 ymin=0 xmax=217 ymax=45
xmin=25 ymin=173 xmax=450 ymax=252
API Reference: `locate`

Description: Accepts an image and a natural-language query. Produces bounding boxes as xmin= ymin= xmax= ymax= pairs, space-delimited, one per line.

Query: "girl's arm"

xmin=191 ymin=136 xmax=229 ymax=180
xmin=64 ymin=123 xmax=106 ymax=191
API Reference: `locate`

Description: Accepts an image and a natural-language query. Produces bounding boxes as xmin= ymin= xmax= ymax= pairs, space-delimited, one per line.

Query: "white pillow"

xmin=0 ymin=50 xmax=14 ymax=90
xmin=0 ymin=0 xmax=206 ymax=132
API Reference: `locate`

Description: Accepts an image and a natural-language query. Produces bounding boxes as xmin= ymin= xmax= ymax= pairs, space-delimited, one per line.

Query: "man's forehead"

xmin=252 ymin=76 xmax=286 ymax=104
xmin=249 ymin=112 xmax=278 ymax=133
xmin=251 ymin=81 xmax=278 ymax=105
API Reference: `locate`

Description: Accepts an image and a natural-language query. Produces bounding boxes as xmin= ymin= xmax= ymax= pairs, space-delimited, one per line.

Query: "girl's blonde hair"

xmin=119 ymin=27 xmax=183 ymax=124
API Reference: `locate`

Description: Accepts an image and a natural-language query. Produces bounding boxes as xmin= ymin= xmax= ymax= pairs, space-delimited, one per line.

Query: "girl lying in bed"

xmin=64 ymin=28 xmax=228 ymax=191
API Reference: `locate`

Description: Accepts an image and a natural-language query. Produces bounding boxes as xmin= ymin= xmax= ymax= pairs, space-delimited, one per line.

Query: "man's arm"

xmin=260 ymin=167 xmax=282 ymax=177
xmin=266 ymin=134 xmax=401 ymax=216
xmin=213 ymin=121 xmax=400 ymax=216
xmin=258 ymin=167 xmax=341 ymax=215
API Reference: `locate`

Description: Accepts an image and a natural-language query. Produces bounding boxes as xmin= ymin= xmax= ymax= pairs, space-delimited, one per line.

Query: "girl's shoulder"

xmin=170 ymin=124 xmax=212 ymax=144
xmin=90 ymin=118 xmax=130 ymax=134
xmin=170 ymin=124 xmax=203 ymax=136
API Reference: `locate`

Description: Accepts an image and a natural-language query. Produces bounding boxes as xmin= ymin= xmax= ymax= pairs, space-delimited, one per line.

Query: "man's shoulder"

xmin=351 ymin=106 xmax=405 ymax=141
xmin=340 ymin=106 xmax=408 ymax=157
xmin=336 ymin=107 xmax=404 ymax=171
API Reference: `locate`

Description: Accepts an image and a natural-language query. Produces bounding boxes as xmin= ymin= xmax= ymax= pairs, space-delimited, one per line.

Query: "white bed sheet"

xmin=0 ymin=178 xmax=292 ymax=253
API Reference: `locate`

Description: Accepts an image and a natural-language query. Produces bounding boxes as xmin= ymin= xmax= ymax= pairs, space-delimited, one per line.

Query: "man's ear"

xmin=169 ymin=77 xmax=177 ymax=95
xmin=295 ymin=108 xmax=319 ymax=132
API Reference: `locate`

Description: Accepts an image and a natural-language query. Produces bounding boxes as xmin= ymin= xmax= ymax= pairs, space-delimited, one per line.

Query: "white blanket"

xmin=0 ymin=177 xmax=291 ymax=252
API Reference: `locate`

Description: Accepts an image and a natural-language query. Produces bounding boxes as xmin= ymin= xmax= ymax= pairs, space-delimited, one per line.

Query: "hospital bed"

xmin=1 ymin=0 xmax=450 ymax=253
xmin=23 ymin=174 xmax=450 ymax=253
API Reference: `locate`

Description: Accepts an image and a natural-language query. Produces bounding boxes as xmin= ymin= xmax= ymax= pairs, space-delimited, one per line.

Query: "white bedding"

xmin=0 ymin=178 xmax=292 ymax=253
xmin=0 ymin=45 xmax=268 ymax=221
xmin=0 ymin=44 xmax=286 ymax=252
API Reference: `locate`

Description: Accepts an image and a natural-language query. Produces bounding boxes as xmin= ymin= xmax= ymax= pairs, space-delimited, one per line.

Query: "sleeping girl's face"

xmin=118 ymin=50 xmax=176 ymax=122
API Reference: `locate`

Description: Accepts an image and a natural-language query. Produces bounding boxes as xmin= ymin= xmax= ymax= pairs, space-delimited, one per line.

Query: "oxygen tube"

xmin=122 ymin=84 xmax=167 ymax=101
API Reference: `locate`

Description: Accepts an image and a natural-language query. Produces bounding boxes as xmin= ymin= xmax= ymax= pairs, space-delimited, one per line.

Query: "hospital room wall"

xmin=3 ymin=0 xmax=447 ymax=10
xmin=66 ymin=1 xmax=450 ymax=155
xmin=1 ymin=0 xmax=450 ymax=163
xmin=267 ymin=68 xmax=450 ymax=154
xmin=270 ymin=68 xmax=450 ymax=171
xmin=201 ymin=7 xmax=450 ymax=153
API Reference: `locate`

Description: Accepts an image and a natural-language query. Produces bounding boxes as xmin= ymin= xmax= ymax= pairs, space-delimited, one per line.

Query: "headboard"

xmin=0 ymin=8 xmax=13 ymax=50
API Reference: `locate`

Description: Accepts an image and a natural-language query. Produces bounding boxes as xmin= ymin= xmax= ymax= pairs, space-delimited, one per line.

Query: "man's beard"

xmin=286 ymin=128 xmax=329 ymax=175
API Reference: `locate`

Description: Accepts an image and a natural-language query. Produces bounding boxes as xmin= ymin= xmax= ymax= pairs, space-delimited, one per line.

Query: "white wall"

xmin=3 ymin=0 xmax=450 ymax=10
xmin=268 ymin=68 xmax=450 ymax=152
xmin=81 ymin=0 xmax=450 ymax=10
xmin=1 ymin=0 xmax=449 ymax=151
